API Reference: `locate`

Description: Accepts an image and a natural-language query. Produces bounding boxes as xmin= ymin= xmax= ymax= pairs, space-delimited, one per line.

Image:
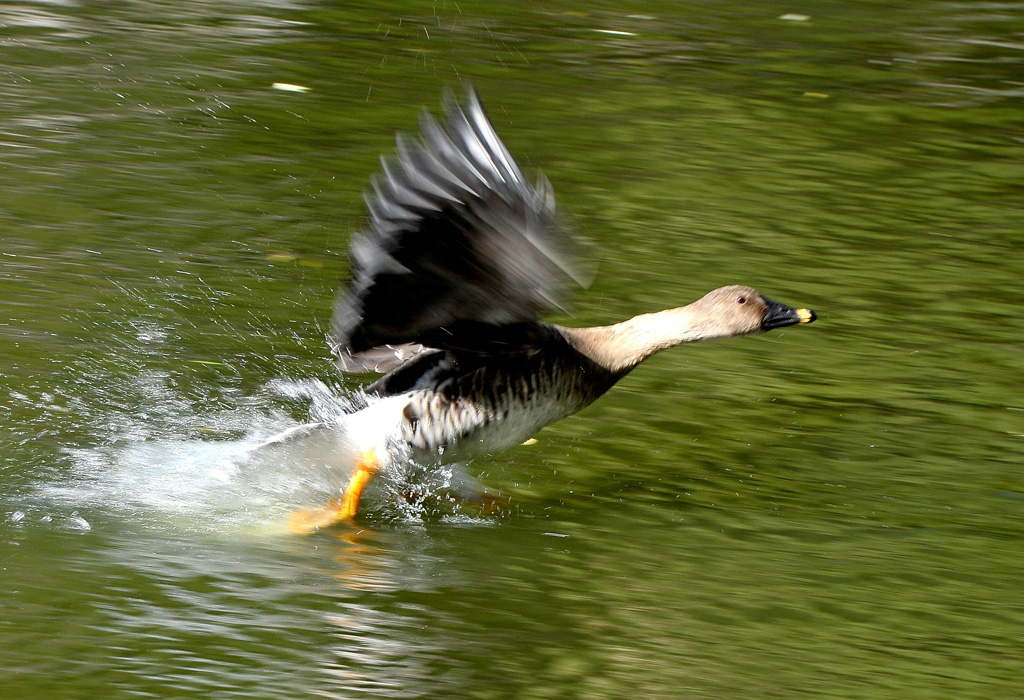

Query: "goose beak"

xmin=761 ymin=298 xmax=817 ymax=331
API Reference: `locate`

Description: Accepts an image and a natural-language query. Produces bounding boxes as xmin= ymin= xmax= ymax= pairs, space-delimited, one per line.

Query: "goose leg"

xmin=287 ymin=448 xmax=382 ymax=534
xmin=336 ymin=448 xmax=381 ymax=521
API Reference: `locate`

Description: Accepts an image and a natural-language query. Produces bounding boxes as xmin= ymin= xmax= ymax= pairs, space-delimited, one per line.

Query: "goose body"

xmin=369 ymin=326 xmax=616 ymax=463
xmin=286 ymin=89 xmax=816 ymax=531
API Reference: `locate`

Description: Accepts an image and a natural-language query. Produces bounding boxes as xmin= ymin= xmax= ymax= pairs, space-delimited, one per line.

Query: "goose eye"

xmin=736 ymin=296 xmax=747 ymax=305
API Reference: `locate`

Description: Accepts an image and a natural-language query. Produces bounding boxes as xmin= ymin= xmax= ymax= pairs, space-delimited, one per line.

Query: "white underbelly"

xmin=439 ymin=400 xmax=572 ymax=461
xmin=401 ymin=389 xmax=578 ymax=464
xmin=256 ymin=390 xmax=578 ymax=468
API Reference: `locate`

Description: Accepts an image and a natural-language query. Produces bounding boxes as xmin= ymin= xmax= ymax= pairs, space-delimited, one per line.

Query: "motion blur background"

xmin=2 ymin=1 xmax=1022 ymax=697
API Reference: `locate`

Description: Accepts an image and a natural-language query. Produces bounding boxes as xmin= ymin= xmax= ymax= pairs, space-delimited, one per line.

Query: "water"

xmin=2 ymin=1 xmax=1023 ymax=697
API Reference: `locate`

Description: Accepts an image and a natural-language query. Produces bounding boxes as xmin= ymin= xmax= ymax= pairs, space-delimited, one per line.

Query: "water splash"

xmin=37 ymin=378 xmax=491 ymax=534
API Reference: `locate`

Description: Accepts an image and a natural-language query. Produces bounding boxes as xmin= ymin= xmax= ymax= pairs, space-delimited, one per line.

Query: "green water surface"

xmin=2 ymin=1 xmax=1022 ymax=698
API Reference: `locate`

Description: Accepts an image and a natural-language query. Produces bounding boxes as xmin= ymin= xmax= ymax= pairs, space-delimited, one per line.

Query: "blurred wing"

xmin=331 ymin=87 xmax=586 ymax=372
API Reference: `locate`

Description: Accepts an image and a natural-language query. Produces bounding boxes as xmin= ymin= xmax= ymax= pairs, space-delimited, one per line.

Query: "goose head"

xmin=694 ymin=285 xmax=816 ymax=337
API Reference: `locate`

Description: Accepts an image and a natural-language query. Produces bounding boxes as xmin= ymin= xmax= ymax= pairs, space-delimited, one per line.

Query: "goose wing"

xmin=331 ymin=88 xmax=586 ymax=373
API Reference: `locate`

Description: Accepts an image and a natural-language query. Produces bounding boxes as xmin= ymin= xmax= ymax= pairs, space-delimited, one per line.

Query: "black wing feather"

xmin=331 ymin=87 xmax=584 ymax=373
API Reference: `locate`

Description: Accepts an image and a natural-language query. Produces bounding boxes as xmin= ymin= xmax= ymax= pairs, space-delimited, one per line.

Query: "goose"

xmin=286 ymin=88 xmax=816 ymax=532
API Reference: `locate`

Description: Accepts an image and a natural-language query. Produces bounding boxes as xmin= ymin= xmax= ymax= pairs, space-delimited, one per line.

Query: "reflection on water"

xmin=3 ymin=0 xmax=1024 ymax=697
xmin=2 ymin=523 xmax=458 ymax=697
